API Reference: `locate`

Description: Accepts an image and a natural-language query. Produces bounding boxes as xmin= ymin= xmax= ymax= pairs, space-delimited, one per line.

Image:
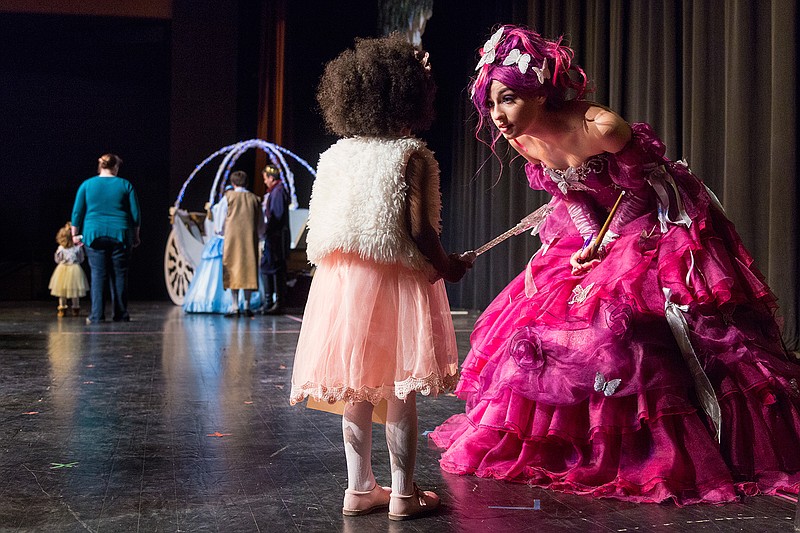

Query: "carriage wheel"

xmin=164 ymin=228 xmax=194 ymax=305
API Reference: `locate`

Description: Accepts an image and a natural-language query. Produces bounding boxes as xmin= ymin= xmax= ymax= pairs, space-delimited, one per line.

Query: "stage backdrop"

xmin=443 ymin=0 xmax=798 ymax=349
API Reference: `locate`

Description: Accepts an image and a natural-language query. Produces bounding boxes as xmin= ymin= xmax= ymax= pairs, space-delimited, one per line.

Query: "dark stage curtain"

xmin=253 ymin=0 xmax=286 ymax=196
xmin=445 ymin=0 xmax=799 ymax=349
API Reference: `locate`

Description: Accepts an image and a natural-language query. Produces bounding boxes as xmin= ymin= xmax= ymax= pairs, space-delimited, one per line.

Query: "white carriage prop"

xmin=164 ymin=139 xmax=316 ymax=305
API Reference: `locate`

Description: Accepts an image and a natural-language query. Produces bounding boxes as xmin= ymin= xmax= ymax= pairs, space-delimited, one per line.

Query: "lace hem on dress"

xmin=290 ymin=371 xmax=460 ymax=405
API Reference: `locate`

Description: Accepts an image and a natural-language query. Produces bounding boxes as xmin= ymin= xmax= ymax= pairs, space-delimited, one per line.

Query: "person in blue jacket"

xmin=71 ymin=153 xmax=141 ymax=324
xmin=260 ymin=164 xmax=291 ymax=314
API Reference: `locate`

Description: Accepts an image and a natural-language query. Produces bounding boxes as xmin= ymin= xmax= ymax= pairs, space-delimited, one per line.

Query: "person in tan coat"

xmin=220 ymin=170 xmax=264 ymax=317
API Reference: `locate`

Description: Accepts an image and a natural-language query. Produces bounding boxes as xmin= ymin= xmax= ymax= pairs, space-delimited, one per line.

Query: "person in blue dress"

xmin=183 ymin=185 xmax=265 ymax=314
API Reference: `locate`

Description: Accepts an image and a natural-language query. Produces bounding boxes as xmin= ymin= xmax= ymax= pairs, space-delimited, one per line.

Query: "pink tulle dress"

xmin=430 ymin=123 xmax=800 ymax=505
xmin=290 ymin=136 xmax=460 ymax=406
xmin=290 ymin=252 xmax=459 ymax=404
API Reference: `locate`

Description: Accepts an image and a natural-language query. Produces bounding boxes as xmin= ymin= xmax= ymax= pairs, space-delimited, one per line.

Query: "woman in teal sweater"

xmin=71 ymin=153 xmax=141 ymax=324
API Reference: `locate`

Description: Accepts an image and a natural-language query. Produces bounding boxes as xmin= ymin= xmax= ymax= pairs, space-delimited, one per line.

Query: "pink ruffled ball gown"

xmin=430 ymin=123 xmax=800 ymax=505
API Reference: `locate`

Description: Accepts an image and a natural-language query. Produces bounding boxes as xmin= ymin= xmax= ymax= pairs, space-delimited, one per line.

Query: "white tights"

xmin=58 ymin=297 xmax=80 ymax=308
xmin=342 ymin=393 xmax=417 ymax=496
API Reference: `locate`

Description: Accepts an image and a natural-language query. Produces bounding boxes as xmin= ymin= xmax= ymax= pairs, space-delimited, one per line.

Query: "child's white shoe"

xmin=341 ymin=483 xmax=391 ymax=516
xmin=388 ymin=483 xmax=440 ymax=521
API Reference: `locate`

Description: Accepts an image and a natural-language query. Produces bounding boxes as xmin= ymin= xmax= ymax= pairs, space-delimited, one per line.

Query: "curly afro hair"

xmin=317 ymin=35 xmax=436 ymax=137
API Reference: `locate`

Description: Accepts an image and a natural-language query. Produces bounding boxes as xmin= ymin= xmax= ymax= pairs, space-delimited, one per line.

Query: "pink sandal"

xmin=342 ymin=484 xmax=391 ymax=516
xmin=388 ymin=484 xmax=440 ymax=521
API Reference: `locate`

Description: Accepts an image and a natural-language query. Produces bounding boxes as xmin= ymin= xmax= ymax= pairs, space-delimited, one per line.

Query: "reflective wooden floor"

xmin=1 ymin=301 xmax=798 ymax=532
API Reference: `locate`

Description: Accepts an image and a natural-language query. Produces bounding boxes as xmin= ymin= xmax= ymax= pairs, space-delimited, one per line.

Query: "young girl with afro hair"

xmin=290 ymin=35 xmax=473 ymax=520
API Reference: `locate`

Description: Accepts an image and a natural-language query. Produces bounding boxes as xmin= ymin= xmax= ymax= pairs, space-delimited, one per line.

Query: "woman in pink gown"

xmin=430 ymin=24 xmax=800 ymax=505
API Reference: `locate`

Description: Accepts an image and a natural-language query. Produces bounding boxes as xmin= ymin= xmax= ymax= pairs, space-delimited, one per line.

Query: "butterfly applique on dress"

xmin=568 ymin=282 xmax=595 ymax=305
xmin=594 ymin=372 xmax=622 ymax=396
xmin=545 ymin=167 xmax=594 ymax=195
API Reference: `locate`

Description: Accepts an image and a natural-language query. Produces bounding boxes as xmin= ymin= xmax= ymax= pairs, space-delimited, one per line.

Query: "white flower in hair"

xmin=415 ymin=50 xmax=431 ymax=71
xmin=531 ymin=57 xmax=551 ymax=85
xmin=475 ymin=27 xmax=504 ymax=70
xmin=502 ymin=48 xmax=531 ymax=74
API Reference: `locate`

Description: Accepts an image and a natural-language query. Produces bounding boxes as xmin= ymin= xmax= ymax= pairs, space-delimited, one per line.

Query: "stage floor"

xmin=0 ymin=301 xmax=798 ymax=532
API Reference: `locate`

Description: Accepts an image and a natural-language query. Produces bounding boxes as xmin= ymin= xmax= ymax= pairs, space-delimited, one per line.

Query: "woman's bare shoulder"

xmin=585 ymin=105 xmax=631 ymax=154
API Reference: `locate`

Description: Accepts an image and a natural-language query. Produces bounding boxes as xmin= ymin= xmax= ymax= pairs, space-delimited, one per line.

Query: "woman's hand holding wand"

xmin=570 ymin=191 xmax=625 ymax=274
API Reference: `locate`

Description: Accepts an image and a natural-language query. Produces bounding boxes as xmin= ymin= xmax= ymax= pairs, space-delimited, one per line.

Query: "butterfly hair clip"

xmin=594 ymin=372 xmax=622 ymax=396
xmin=475 ymin=27 xmax=504 ymax=70
xmin=531 ymin=57 xmax=551 ymax=85
xmin=502 ymin=48 xmax=531 ymax=74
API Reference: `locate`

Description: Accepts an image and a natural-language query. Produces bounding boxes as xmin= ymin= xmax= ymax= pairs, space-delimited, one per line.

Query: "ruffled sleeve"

xmin=615 ymin=122 xmax=715 ymax=230
xmin=612 ymin=123 xmax=669 ymax=189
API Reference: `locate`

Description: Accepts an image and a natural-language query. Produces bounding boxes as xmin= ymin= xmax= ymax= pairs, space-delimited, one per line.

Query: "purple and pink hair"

xmin=470 ymin=25 xmax=591 ymax=134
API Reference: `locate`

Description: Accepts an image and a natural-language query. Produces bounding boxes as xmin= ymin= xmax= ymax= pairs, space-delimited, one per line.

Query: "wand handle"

xmin=592 ymin=191 xmax=625 ymax=253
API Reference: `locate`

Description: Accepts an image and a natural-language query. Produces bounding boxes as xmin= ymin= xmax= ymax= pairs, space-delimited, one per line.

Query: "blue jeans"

xmin=85 ymin=237 xmax=131 ymax=322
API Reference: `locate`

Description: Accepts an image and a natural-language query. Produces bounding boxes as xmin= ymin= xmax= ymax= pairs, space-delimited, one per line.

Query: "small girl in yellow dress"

xmin=48 ymin=222 xmax=89 ymax=317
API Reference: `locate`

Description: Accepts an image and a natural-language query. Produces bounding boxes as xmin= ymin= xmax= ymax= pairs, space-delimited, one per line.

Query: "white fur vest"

xmin=305 ymin=136 xmax=442 ymax=272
